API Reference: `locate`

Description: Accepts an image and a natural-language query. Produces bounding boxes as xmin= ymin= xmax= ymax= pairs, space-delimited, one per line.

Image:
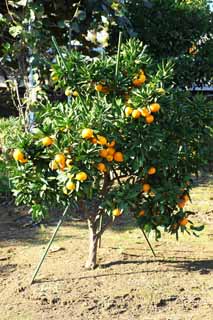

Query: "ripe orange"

xmin=106 ymin=154 xmax=113 ymax=162
xmin=13 ymin=149 xmax=25 ymax=162
xmin=125 ymin=106 xmax=133 ymax=117
xmin=177 ymin=200 xmax=186 ymax=209
xmin=107 ymin=140 xmax=116 ymax=147
xmin=97 ymin=135 xmax=107 ymax=145
xmin=55 ymin=153 xmax=66 ymax=164
xmin=75 ymin=171 xmax=88 ymax=182
xmin=97 ymin=163 xmax=107 ymax=172
xmin=55 ymin=153 xmax=66 ymax=170
xmin=99 ymin=149 xmax=108 ymax=158
xmin=179 ymin=218 xmax=188 ymax=226
xmin=146 ymin=115 xmax=154 ymax=124
xmin=139 ymin=73 xmax=146 ymax=83
xmin=142 ymin=183 xmax=151 ymax=193
xmin=148 ymin=167 xmax=156 ymax=175
xmin=66 ymin=180 xmax=76 ymax=191
xmin=132 ymin=109 xmax=141 ymax=119
xmin=91 ymin=137 xmax=98 ymax=144
xmin=150 ymin=103 xmax=160 ymax=113
xmin=42 ymin=137 xmax=54 ymax=147
xmin=95 ymin=84 xmax=109 ymax=94
xmin=112 ymin=208 xmax=122 ymax=217
xmin=95 ymin=84 xmax=103 ymax=92
xmin=182 ymin=194 xmax=190 ymax=202
xmin=113 ymin=152 xmax=124 ymax=162
xmin=140 ymin=107 xmax=150 ymax=117
xmin=138 ymin=210 xmax=145 ymax=217
xmin=101 ymin=86 xmax=110 ymax=94
xmin=82 ymin=128 xmax=94 ymax=139
xmin=132 ymin=79 xmax=143 ymax=87
xmin=106 ymin=147 xmax=116 ymax=156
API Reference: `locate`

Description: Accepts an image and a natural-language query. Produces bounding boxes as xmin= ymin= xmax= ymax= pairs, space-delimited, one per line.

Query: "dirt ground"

xmin=0 ymin=174 xmax=212 ymax=320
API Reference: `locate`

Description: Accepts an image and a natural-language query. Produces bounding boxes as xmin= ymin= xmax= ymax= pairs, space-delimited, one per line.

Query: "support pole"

xmin=98 ymin=215 xmax=103 ymax=248
xmin=140 ymin=227 xmax=157 ymax=257
xmin=30 ymin=204 xmax=70 ymax=285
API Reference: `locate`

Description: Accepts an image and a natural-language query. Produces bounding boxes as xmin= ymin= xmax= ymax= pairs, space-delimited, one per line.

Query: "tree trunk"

xmin=85 ymin=219 xmax=99 ymax=269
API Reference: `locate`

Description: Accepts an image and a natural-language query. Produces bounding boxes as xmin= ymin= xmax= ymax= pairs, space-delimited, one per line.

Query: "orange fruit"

xmin=97 ymin=135 xmax=107 ymax=145
xmin=113 ymin=152 xmax=124 ymax=162
xmin=97 ymin=163 xmax=107 ymax=172
xmin=66 ymin=180 xmax=76 ymax=191
xmin=49 ymin=160 xmax=58 ymax=170
xmin=107 ymin=140 xmax=116 ymax=147
xmin=132 ymin=109 xmax=141 ymax=119
xmin=182 ymin=194 xmax=190 ymax=202
xmin=139 ymin=73 xmax=146 ymax=83
xmin=99 ymin=149 xmax=108 ymax=158
xmin=146 ymin=115 xmax=154 ymax=124
xmin=106 ymin=147 xmax=116 ymax=156
xmin=75 ymin=171 xmax=88 ymax=182
xmin=112 ymin=208 xmax=122 ymax=217
xmin=95 ymin=84 xmax=103 ymax=92
xmin=177 ymin=200 xmax=186 ymax=209
xmin=179 ymin=218 xmax=188 ymax=226
xmin=150 ymin=103 xmax=160 ymax=113
xmin=125 ymin=106 xmax=133 ymax=117
xmin=19 ymin=158 xmax=28 ymax=164
xmin=138 ymin=210 xmax=145 ymax=217
xmin=82 ymin=128 xmax=94 ymax=139
xmin=55 ymin=153 xmax=66 ymax=164
xmin=132 ymin=79 xmax=143 ymax=87
xmin=72 ymin=90 xmax=79 ymax=97
xmin=42 ymin=137 xmax=54 ymax=147
xmin=140 ymin=107 xmax=150 ymax=117
xmin=142 ymin=183 xmax=151 ymax=193
xmin=148 ymin=167 xmax=156 ymax=175
xmin=101 ymin=86 xmax=110 ymax=94
xmin=13 ymin=149 xmax=25 ymax=162
xmin=55 ymin=153 xmax=66 ymax=170
xmin=106 ymin=154 xmax=114 ymax=162
xmin=91 ymin=137 xmax=98 ymax=144
xmin=65 ymin=87 xmax=72 ymax=97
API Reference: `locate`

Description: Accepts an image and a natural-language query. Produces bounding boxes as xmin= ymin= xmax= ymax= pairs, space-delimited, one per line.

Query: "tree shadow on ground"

xmin=34 ymin=258 xmax=213 ymax=284
xmin=100 ymin=258 xmax=213 ymax=271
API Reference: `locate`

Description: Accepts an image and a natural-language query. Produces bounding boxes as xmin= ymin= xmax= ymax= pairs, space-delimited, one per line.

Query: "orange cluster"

xmin=95 ymin=83 xmax=110 ymax=94
xmin=81 ymin=129 xmax=124 ymax=172
xmin=124 ymin=103 xmax=160 ymax=124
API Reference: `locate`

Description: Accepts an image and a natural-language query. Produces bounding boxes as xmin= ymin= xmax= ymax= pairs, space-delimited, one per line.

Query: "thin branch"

xmin=5 ymin=0 xmax=16 ymax=24
xmin=112 ymin=167 xmax=122 ymax=186
xmin=97 ymin=216 xmax=114 ymax=237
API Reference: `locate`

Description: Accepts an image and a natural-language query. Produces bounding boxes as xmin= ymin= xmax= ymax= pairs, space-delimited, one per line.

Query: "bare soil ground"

xmin=0 ymin=174 xmax=213 ymax=320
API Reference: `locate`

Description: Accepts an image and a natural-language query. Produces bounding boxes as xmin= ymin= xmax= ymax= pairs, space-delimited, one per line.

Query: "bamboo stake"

xmin=30 ymin=204 xmax=70 ymax=285
xmin=140 ymin=227 xmax=157 ymax=257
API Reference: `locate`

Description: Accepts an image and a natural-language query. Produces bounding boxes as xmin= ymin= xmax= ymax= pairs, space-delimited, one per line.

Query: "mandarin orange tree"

xmin=10 ymin=39 xmax=212 ymax=269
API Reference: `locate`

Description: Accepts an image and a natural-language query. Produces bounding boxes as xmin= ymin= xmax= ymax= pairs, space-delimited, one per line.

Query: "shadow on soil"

xmin=33 ymin=258 xmax=213 ymax=285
